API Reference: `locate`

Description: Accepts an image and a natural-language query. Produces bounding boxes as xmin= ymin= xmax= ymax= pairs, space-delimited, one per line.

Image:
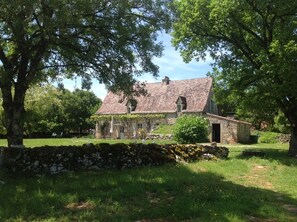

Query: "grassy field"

xmin=0 ymin=140 xmax=297 ymax=221
xmin=0 ymin=138 xmax=174 ymax=147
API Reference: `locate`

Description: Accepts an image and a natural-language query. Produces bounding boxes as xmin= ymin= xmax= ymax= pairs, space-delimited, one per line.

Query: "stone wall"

xmin=205 ymin=113 xmax=251 ymax=144
xmin=0 ymin=143 xmax=229 ymax=175
xmin=165 ymin=113 xmax=178 ymax=124
xmin=237 ymin=123 xmax=251 ymax=143
xmin=278 ymin=134 xmax=291 ymax=143
xmin=146 ymin=133 xmax=174 ymax=140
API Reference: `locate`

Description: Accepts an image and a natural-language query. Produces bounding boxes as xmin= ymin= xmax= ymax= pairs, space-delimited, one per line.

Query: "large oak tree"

xmin=0 ymin=0 xmax=172 ymax=146
xmin=172 ymin=0 xmax=297 ymax=156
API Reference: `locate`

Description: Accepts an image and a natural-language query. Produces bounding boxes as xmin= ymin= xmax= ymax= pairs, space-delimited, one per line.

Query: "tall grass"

xmin=1 ymin=142 xmax=297 ymax=221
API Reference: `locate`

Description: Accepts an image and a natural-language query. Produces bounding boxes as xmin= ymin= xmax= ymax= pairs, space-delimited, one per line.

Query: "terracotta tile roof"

xmin=205 ymin=113 xmax=252 ymax=125
xmin=96 ymin=77 xmax=213 ymax=115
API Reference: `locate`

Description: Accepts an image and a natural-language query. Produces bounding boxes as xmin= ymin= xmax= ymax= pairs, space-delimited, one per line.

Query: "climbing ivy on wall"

xmin=91 ymin=114 xmax=166 ymax=122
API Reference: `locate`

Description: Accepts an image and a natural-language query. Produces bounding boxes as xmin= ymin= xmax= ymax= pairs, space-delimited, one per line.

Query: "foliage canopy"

xmin=0 ymin=0 xmax=172 ymax=146
xmin=172 ymin=0 xmax=297 ymax=155
xmin=0 ymin=84 xmax=102 ymax=136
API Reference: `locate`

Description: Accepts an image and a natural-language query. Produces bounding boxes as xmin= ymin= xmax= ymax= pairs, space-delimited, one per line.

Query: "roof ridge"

xmin=144 ymin=76 xmax=211 ymax=85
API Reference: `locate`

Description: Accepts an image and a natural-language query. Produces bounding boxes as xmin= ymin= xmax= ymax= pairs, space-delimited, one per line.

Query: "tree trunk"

xmin=288 ymin=125 xmax=297 ymax=157
xmin=279 ymin=99 xmax=297 ymax=157
xmin=6 ymin=107 xmax=25 ymax=147
xmin=1 ymin=85 xmax=27 ymax=147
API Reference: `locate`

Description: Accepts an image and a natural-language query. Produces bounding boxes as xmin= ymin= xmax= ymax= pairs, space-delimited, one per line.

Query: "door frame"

xmin=212 ymin=123 xmax=221 ymax=143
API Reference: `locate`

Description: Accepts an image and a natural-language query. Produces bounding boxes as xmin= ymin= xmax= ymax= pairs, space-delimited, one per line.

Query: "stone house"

xmin=94 ymin=77 xmax=251 ymax=144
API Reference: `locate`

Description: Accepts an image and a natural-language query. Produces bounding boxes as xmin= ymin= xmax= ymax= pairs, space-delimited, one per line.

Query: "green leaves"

xmin=0 ymin=0 xmax=173 ymax=94
xmin=173 ymin=115 xmax=209 ymax=144
xmin=172 ymin=0 xmax=297 ymax=134
xmin=92 ymin=114 xmax=165 ymax=122
xmin=0 ymin=0 xmax=173 ymax=145
xmin=24 ymin=84 xmax=101 ymax=135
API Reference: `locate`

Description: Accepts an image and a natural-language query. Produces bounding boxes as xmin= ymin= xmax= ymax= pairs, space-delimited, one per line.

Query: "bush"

xmin=258 ymin=131 xmax=280 ymax=143
xmin=173 ymin=115 xmax=209 ymax=144
xmin=272 ymin=111 xmax=291 ymax=134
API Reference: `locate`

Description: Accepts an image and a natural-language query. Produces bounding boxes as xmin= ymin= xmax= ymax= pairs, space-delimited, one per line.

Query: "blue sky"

xmin=62 ymin=33 xmax=213 ymax=100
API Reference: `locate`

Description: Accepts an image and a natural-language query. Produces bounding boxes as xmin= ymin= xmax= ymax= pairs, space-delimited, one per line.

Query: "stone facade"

xmin=95 ymin=112 xmax=251 ymax=144
xmin=205 ymin=113 xmax=251 ymax=144
xmin=95 ymin=113 xmax=178 ymax=140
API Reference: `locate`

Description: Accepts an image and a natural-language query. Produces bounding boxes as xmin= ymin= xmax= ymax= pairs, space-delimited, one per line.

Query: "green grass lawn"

xmin=0 ymin=138 xmax=174 ymax=147
xmin=1 ymin=140 xmax=297 ymax=221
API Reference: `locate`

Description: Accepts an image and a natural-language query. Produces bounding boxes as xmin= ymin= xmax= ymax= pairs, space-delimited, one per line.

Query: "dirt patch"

xmin=247 ymin=215 xmax=277 ymax=222
xmin=65 ymin=201 xmax=96 ymax=210
xmin=283 ymin=204 xmax=297 ymax=214
xmin=253 ymin=165 xmax=266 ymax=170
xmin=136 ymin=219 xmax=171 ymax=222
xmin=237 ymin=165 xmax=274 ymax=190
xmin=146 ymin=191 xmax=161 ymax=204
xmin=251 ymin=165 xmax=274 ymax=189
xmin=273 ymin=194 xmax=297 ymax=218
xmin=146 ymin=191 xmax=174 ymax=206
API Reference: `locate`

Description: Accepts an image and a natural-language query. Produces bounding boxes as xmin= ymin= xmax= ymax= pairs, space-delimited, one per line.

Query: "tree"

xmin=24 ymin=84 xmax=65 ymax=136
xmin=173 ymin=115 xmax=209 ymax=144
xmin=24 ymin=85 xmax=101 ymax=136
xmin=172 ymin=0 xmax=297 ymax=156
xmin=210 ymin=70 xmax=277 ymax=129
xmin=61 ymin=89 xmax=101 ymax=134
xmin=0 ymin=0 xmax=172 ymax=147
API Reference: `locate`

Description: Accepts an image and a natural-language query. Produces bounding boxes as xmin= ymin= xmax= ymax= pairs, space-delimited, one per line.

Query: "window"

xmin=138 ymin=123 xmax=143 ymax=129
xmin=176 ymin=96 xmax=187 ymax=113
xmin=126 ymin=99 xmax=137 ymax=113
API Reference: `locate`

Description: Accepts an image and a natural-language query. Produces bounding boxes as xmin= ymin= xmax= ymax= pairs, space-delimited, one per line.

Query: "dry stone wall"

xmin=0 ymin=143 xmax=229 ymax=175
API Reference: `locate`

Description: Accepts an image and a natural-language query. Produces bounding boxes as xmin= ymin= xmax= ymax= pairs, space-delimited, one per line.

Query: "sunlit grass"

xmin=0 ymin=138 xmax=174 ymax=147
xmin=152 ymin=123 xmax=174 ymax=134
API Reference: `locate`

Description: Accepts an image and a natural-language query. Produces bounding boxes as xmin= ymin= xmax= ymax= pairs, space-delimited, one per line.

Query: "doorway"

xmin=212 ymin=123 xmax=221 ymax=143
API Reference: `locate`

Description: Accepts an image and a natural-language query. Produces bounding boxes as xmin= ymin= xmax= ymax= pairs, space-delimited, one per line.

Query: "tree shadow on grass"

xmin=0 ymin=165 xmax=297 ymax=222
xmin=234 ymin=146 xmax=297 ymax=167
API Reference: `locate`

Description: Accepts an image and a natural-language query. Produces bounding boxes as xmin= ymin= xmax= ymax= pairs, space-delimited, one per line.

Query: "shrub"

xmin=258 ymin=131 xmax=280 ymax=143
xmin=272 ymin=111 xmax=291 ymax=134
xmin=173 ymin=115 xmax=209 ymax=144
xmin=138 ymin=128 xmax=147 ymax=139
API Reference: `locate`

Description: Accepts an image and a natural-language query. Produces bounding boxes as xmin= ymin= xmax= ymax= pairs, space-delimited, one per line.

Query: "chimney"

xmin=162 ymin=76 xmax=170 ymax=85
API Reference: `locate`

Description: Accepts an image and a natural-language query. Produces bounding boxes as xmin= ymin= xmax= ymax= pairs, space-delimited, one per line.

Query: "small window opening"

xmin=176 ymin=96 xmax=187 ymax=112
xmin=126 ymin=99 xmax=137 ymax=113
